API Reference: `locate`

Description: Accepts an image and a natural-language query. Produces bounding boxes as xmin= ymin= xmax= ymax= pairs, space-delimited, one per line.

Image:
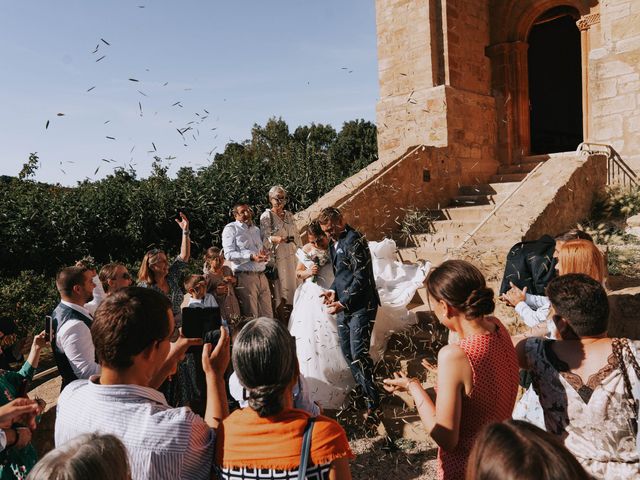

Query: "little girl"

xmin=384 ymin=260 xmax=519 ymax=480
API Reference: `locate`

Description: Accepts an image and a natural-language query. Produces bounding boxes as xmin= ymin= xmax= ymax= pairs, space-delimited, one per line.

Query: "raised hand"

xmin=500 ymin=282 xmax=527 ymax=307
xmin=202 ymin=327 xmax=230 ymax=377
xmin=175 ymin=211 xmax=190 ymax=232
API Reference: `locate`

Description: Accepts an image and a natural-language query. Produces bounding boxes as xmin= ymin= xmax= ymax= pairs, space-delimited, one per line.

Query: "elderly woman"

xmin=215 ymin=318 xmax=353 ymax=480
xmin=137 ymin=212 xmax=192 ymax=407
xmin=259 ymin=186 xmax=300 ymax=323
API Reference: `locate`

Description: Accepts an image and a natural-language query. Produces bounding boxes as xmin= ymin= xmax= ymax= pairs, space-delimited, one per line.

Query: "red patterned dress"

xmin=438 ymin=317 xmax=519 ymax=479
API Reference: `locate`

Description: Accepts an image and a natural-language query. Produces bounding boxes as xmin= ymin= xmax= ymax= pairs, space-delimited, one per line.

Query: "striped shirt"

xmin=55 ymin=377 xmax=215 ymax=480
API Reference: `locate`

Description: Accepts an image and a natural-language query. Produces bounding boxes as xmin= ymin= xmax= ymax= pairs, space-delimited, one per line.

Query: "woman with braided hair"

xmin=384 ymin=260 xmax=519 ymax=480
xmin=215 ymin=317 xmax=353 ymax=480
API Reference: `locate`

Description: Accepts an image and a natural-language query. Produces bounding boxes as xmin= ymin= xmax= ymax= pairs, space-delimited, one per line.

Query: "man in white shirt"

xmin=55 ymin=287 xmax=230 ymax=480
xmin=51 ymin=266 xmax=101 ymax=390
xmin=221 ymin=203 xmax=273 ymax=318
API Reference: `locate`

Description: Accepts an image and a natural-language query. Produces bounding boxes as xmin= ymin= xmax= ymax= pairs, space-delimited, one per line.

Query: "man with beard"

xmin=222 ymin=203 xmax=273 ymax=318
xmin=51 ymin=265 xmax=100 ymax=390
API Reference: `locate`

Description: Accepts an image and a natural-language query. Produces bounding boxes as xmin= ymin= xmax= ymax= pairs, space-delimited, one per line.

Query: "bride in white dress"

xmin=288 ymin=222 xmax=428 ymax=409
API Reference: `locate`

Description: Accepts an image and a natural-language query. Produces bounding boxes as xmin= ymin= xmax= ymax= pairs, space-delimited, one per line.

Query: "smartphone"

xmin=44 ymin=315 xmax=53 ymax=343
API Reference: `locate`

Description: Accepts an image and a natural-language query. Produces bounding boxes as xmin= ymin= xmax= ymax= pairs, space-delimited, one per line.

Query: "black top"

xmin=499 ymin=235 xmax=557 ymax=296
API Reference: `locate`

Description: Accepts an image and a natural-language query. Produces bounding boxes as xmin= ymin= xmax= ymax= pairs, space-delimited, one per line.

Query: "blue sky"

xmin=0 ymin=1 xmax=378 ymax=185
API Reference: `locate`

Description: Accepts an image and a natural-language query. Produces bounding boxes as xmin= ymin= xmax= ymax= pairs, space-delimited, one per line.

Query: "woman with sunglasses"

xmin=259 ymin=186 xmax=300 ymax=324
xmin=98 ymin=263 xmax=133 ymax=295
xmin=137 ymin=211 xmax=192 ymax=407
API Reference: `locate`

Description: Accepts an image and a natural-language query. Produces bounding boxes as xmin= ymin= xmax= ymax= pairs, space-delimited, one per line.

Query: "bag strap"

xmin=298 ymin=416 xmax=316 ymax=479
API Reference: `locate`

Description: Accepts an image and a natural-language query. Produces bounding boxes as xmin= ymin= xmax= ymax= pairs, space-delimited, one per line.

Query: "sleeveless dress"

xmin=438 ymin=318 xmax=519 ymax=480
xmin=524 ymin=337 xmax=640 ymax=479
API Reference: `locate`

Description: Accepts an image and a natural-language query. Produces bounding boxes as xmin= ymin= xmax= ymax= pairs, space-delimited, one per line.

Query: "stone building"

xmin=376 ymin=0 xmax=640 ymax=174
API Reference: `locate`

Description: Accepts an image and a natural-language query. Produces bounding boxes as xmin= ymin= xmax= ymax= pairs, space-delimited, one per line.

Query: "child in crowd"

xmin=184 ymin=274 xmax=219 ymax=309
xmin=384 ymin=260 xmax=519 ymax=480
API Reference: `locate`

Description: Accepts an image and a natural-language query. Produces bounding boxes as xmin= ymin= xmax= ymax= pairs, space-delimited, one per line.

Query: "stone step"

xmin=397 ymin=248 xmax=447 ymax=265
xmin=434 ymin=205 xmax=494 ymax=222
xmin=458 ymin=182 xmax=519 ymax=196
xmin=410 ymin=231 xmax=469 ymax=251
xmin=448 ymin=194 xmax=499 ymax=207
xmin=431 ymin=219 xmax=479 ymax=234
xmin=490 ymin=172 xmax=527 ymax=183
xmin=497 ymin=162 xmax=542 ymax=175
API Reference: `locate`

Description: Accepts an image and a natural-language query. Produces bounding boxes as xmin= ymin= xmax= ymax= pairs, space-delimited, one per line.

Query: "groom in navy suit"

xmin=319 ymin=207 xmax=380 ymax=413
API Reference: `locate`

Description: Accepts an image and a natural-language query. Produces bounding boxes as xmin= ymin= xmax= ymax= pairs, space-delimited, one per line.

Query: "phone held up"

xmin=44 ymin=315 xmax=53 ymax=344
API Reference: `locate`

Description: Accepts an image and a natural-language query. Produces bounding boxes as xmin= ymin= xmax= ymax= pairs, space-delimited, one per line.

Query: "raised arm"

xmin=176 ymin=212 xmax=191 ymax=262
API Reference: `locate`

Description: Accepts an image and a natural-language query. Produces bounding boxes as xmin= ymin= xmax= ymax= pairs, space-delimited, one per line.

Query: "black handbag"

xmin=298 ymin=417 xmax=316 ymax=479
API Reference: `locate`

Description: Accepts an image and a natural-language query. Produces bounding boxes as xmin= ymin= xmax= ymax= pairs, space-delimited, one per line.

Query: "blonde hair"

xmin=137 ymin=249 xmax=165 ymax=285
xmin=558 ymin=239 xmax=606 ymax=284
xmin=27 ymin=433 xmax=130 ymax=480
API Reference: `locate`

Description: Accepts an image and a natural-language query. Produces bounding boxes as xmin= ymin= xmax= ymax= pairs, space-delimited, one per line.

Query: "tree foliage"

xmin=0 ymin=118 xmax=377 ymax=333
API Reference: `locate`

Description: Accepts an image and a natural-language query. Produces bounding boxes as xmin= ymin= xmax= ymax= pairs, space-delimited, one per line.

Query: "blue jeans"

xmin=337 ymin=304 xmax=379 ymax=409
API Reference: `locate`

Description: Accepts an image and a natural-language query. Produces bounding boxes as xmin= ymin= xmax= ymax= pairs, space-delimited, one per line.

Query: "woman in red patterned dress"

xmin=384 ymin=260 xmax=519 ymax=480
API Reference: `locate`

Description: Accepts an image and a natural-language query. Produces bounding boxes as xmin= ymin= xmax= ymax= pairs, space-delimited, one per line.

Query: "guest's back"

xmin=442 ymin=317 xmax=519 ymax=477
xmin=517 ymin=274 xmax=639 ymax=479
xmin=215 ymin=317 xmax=353 ymax=480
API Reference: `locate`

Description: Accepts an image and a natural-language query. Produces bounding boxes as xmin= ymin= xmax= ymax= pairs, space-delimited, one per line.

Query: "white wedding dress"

xmin=288 ymin=238 xmax=428 ymax=409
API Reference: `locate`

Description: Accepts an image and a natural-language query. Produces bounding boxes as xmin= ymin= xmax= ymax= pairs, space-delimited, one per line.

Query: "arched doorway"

xmin=528 ymin=8 xmax=583 ymax=154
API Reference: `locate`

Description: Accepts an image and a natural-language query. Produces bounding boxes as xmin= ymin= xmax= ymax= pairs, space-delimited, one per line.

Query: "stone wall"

xmin=375 ymin=0 xmax=498 ymax=178
xmin=453 ymin=152 xmax=607 ymax=284
xmin=588 ymin=0 xmax=640 ymax=171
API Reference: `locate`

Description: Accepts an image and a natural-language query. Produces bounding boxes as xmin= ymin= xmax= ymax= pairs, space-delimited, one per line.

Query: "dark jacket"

xmin=329 ymin=225 xmax=380 ymax=313
xmin=499 ymin=235 xmax=557 ymax=296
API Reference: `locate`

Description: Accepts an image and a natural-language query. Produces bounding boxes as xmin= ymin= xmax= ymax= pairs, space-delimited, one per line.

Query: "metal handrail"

xmin=577 ymin=142 xmax=638 ymax=190
xmin=455 ymin=160 xmax=546 ymax=251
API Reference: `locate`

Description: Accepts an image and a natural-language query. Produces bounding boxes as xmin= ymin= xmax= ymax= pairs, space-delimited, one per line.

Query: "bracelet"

xmin=182 ymin=230 xmax=190 ymax=236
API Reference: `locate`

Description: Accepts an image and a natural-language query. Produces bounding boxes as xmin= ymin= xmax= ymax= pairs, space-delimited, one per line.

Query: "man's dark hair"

xmin=56 ymin=266 xmax=89 ymax=297
xmin=546 ymin=273 xmax=609 ymax=337
xmin=317 ymin=207 xmax=342 ymax=225
xmin=231 ymin=203 xmax=251 ymax=216
xmin=555 ymin=228 xmax=593 ymax=243
xmin=92 ymin=287 xmax=172 ymax=370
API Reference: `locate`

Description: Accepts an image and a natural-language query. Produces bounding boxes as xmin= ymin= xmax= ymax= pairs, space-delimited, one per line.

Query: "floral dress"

xmin=139 ymin=257 xmax=198 ymax=408
xmin=0 ymin=362 xmax=38 ymax=480
xmin=205 ymin=265 xmax=241 ymax=321
xmin=524 ymin=337 xmax=640 ymax=479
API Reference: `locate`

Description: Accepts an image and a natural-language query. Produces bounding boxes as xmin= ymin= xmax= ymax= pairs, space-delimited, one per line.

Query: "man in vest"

xmin=52 ymin=266 xmax=100 ymax=390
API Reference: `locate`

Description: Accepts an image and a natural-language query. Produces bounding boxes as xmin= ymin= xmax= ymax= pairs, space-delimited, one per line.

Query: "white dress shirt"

xmin=187 ymin=293 xmax=219 ymax=308
xmin=56 ymin=377 xmax=215 ymax=480
xmin=221 ymin=220 xmax=266 ymax=273
xmin=58 ymin=301 xmax=101 ymax=379
xmin=84 ymin=274 xmax=106 ymax=315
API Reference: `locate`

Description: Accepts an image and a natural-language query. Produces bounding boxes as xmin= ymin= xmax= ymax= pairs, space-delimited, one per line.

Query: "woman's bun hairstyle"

xmin=426 ymin=260 xmax=494 ymax=319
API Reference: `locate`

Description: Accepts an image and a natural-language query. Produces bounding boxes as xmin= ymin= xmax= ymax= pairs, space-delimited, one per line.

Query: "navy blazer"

xmin=329 ymin=224 xmax=380 ymax=313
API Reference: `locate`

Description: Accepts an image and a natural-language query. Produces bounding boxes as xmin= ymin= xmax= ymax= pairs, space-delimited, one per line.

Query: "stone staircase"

xmin=378 ymin=155 xmax=548 ymax=441
xmin=397 ymin=155 xmax=546 ymax=267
